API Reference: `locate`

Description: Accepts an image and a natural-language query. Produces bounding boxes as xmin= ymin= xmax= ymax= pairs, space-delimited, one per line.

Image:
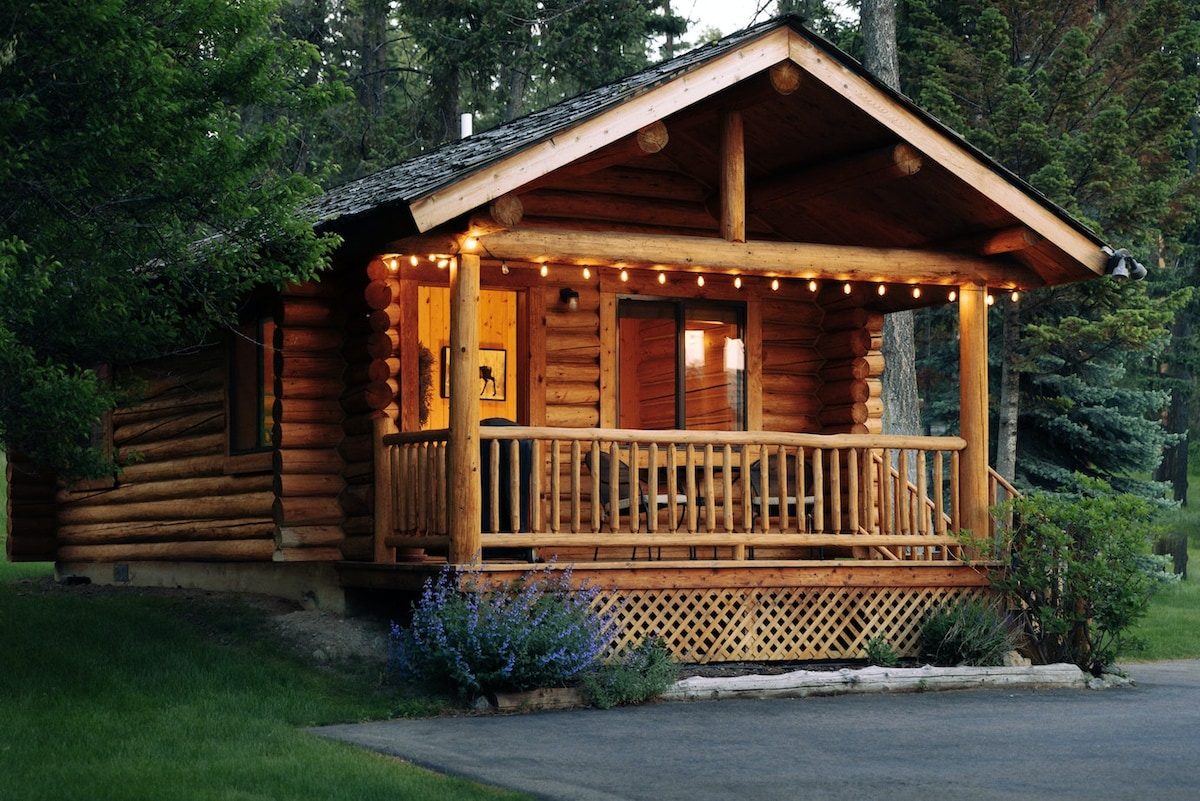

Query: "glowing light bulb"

xmin=843 ymin=283 xmax=852 ymax=295
xmin=987 ymin=294 xmax=995 ymax=306
xmin=912 ymin=287 xmax=921 ymax=299
xmin=948 ymin=290 xmax=957 ymax=302
xmin=770 ymin=278 xmax=780 ymax=291
xmin=1010 ymin=291 xmax=1020 ymax=302
xmin=877 ymin=284 xmax=886 ymax=296
xmin=697 ymin=275 xmax=705 ymax=287
xmin=808 ymin=280 xmax=818 ymax=293
xmin=658 ymin=272 xmax=667 ymax=284
xmin=734 ymin=276 xmax=742 ymax=289
xmin=540 ymin=265 xmax=549 ymax=277
xmin=582 ymin=267 xmax=591 ymax=280
xmin=619 ymin=269 xmax=629 ymax=282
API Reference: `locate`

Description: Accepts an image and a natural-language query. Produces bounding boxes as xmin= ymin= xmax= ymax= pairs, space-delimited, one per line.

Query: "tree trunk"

xmin=1155 ymin=311 xmax=1191 ymax=505
xmin=995 ymin=296 xmax=1021 ymax=492
xmin=862 ymin=1 xmax=918 ymax=443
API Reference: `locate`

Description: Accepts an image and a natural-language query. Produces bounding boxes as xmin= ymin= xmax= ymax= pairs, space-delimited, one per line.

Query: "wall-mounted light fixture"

xmin=559 ymin=287 xmax=580 ymax=311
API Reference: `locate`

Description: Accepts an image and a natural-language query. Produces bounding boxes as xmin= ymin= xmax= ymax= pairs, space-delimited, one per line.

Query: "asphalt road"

xmin=315 ymin=660 xmax=1200 ymax=801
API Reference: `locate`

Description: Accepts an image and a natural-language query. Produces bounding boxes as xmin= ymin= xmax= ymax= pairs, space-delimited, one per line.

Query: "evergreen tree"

xmin=901 ymin=0 xmax=1200 ymax=501
xmin=0 ymin=0 xmax=340 ymax=477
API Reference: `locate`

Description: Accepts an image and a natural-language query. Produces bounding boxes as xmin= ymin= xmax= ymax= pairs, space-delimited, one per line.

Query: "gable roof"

xmin=312 ymin=15 xmax=1110 ymax=290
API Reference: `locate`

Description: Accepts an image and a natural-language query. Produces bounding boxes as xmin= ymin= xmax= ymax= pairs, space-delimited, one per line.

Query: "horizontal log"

xmin=479 ymin=228 xmax=1045 ymax=288
xmin=114 ymin=412 xmax=223 ymax=448
xmin=275 ymin=398 xmax=344 ymax=425
xmin=761 ymin=372 xmax=822 ymax=395
xmin=338 ymin=433 xmax=374 ymax=465
xmin=546 ymin=386 xmax=600 ymax=406
xmin=278 ymin=525 xmax=344 ymax=549
xmin=5 ymin=534 xmax=58 ymax=561
xmin=274 ymin=448 xmax=346 ymax=475
xmin=58 ymin=519 xmax=275 ymax=545
xmin=338 ymin=534 xmax=374 ymax=562
xmin=279 ymin=376 xmax=344 ymax=400
xmin=761 ymin=321 xmax=823 ymax=345
xmin=819 ymin=403 xmax=869 ymax=426
xmin=132 ymin=363 xmax=223 ymax=400
xmin=61 ymin=473 xmax=273 ymax=508
xmin=368 ymin=306 xmax=401 ymax=332
xmin=57 ymin=539 xmax=275 ymax=562
xmin=817 ymin=307 xmax=883 ymax=333
xmin=367 ymin=330 xmax=399 ymax=360
xmin=112 ymin=388 xmax=225 ymax=427
xmin=364 ymin=278 xmax=400 ymax=311
xmin=762 ymin=413 xmax=823 ymax=433
xmin=117 ymin=455 xmax=226 ymax=483
xmin=275 ymin=546 xmax=344 ymax=563
xmin=123 ymin=432 xmax=225 ymax=463
xmin=819 ymin=329 xmax=872 ymax=359
xmin=818 ymin=379 xmax=869 ymax=405
xmin=280 ymin=355 xmax=345 ymax=380
xmin=273 ymin=473 xmax=344 ymax=497
xmin=368 ymin=357 xmax=400 ymax=382
xmin=273 ymin=495 xmax=345 ymax=526
xmin=276 ymin=422 xmax=344 ymax=449
xmin=761 ymin=348 xmax=822 ymax=371
xmin=545 ymin=406 xmax=600 ymax=427
xmin=57 ymin=492 xmax=275 ymax=526
xmin=545 ymin=362 xmax=601 ymax=384
xmin=820 ymin=358 xmax=871 ymax=383
xmin=279 ymin=297 xmax=343 ymax=327
xmin=279 ymin=326 xmax=344 ymax=352
xmin=362 ymin=380 xmax=399 ymax=412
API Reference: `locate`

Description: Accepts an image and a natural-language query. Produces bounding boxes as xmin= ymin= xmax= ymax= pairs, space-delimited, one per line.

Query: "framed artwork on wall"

xmin=441 ymin=347 xmax=507 ymax=401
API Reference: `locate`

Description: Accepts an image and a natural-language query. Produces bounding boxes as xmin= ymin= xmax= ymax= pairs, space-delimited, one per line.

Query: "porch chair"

xmin=480 ymin=418 xmax=536 ymax=562
xmin=585 ymin=448 xmax=687 ymax=560
xmin=748 ymin=454 xmax=816 ymax=557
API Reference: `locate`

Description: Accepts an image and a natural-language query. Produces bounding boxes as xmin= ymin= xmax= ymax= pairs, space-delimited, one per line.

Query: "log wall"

xmin=54 ymin=347 xmax=276 ymax=562
xmin=274 ymin=277 xmax=348 ymax=562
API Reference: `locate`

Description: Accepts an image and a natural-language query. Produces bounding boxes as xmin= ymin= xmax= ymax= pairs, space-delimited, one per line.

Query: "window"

xmin=617 ymin=299 xmax=745 ymax=430
xmin=229 ymin=314 xmax=276 ymax=454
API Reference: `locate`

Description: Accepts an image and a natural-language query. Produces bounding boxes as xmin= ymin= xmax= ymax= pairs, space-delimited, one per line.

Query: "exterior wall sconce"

xmin=1106 ymin=248 xmax=1146 ymax=280
xmin=559 ymin=287 xmax=580 ymax=311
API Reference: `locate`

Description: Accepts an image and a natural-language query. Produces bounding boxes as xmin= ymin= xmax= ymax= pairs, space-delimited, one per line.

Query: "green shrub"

xmin=919 ymin=597 xmax=1017 ymax=666
xmin=863 ymin=635 xmax=899 ymax=667
xmin=986 ymin=477 xmax=1162 ymax=674
xmin=581 ymin=636 xmax=677 ymax=709
xmin=388 ymin=564 xmax=613 ymax=698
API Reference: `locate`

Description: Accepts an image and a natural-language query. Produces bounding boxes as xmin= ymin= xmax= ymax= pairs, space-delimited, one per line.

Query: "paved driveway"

xmin=315 ymin=660 xmax=1200 ymax=801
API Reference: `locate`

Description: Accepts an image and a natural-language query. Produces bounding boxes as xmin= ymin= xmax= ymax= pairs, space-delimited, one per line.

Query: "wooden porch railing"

xmin=371 ymin=424 xmax=1011 ymax=564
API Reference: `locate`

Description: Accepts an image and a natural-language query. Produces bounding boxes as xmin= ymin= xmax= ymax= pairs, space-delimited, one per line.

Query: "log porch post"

xmin=958 ymin=282 xmax=990 ymax=539
xmin=448 ymin=253 xmax=482 ymax=565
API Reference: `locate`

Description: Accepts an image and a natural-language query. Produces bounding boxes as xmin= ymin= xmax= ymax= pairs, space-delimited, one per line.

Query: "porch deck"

xmin=349 ymin=423 xmax=1008 ymax=663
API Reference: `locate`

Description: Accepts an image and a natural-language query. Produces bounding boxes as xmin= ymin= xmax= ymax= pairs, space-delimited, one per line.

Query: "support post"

xmin=719 ymin=110 xmax=745 ymax=243
xmin=958 ymin=282 xmax=990 ymax=541
xmin=448 ymin=254 xmax=482 ymax=565
xmin=372 ymin=413 xmax=397 ymax=564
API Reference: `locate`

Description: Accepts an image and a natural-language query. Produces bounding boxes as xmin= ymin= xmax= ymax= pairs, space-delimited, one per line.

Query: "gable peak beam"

xmin=476 ymin=227 xmax=1043 ymax=288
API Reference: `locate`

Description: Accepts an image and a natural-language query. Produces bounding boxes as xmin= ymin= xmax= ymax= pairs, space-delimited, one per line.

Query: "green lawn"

xmin=0 ymin=547 xmax=528 ymax=801
xmin=1123 ymin=482 xmax=1200 ymax=662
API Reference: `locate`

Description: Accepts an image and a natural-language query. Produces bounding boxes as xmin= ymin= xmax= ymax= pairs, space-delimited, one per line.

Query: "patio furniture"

xmin=586 ymin=448 xmax=688 ymax=559
xmin=748 ymin=455 xmax=816 ymax=556
xmin=480 ymin=418 xmax=535 ymax=561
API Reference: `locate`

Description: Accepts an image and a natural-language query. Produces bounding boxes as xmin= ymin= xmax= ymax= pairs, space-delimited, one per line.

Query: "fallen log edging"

xmin=663 ymin=663 xmax=1092 ymax=701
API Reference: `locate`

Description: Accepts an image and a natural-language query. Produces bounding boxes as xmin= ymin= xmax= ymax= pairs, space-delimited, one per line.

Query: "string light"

xmin=436 ymin=258 xmax=449 ymax=269
xmin=540 ymin=265 xmax=549 ymax=277
xmin=619 ymin=269 xmax=629 ymax=282
xmin=843 ymin=283 xmax=852 ymax=295
xmin=462 ymin=236 xmax=478 ymax=251
xmin=658 ymin=272 xmax=667 ymax=284
xmin=877 ymin=284 xmax=887 ymax=296
xmin=987 ymin=293 xmax=995 ymax=306
xmin=948 ymin=290 xmax=957 ymax=302
xmin=734 ymin=276 xmax=742 ymax=289
xmin=696 ymin=275 xmax=705 ymax=287
xmin=1010 ymin=290 xmax=1020 ymax=302
xmin=582 ymin=267 xmax=592 ymax=280
xmin=770 ymin=278 xmax=780 ymax=291
xmin=808 ymin=279 xmax=818 ymax=293
xmin=911 ymin=287 xmax=921 ymax=299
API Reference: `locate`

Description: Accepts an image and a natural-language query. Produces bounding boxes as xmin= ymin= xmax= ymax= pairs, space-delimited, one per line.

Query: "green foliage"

xmin=987 ymin=478 xmax=1163 ymax=674
xmin=863 ymin=635 xmax=900 ymax=667
xmin=388 ymin=565 xmax=614 ymax=697
xmin=581 ymin=636 xmax=677 ymax=709
xmin=0 ymin=0 xmax=340 ymax=478
xmin=919 ymin=597 xmax=1018 ymax=667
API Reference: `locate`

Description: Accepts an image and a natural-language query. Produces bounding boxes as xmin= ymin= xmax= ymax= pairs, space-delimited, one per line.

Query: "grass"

xmin=0 ymin=546 xmax=528 ymax=801
xmin=1123 ymin=477 xmax=1200 ymax=662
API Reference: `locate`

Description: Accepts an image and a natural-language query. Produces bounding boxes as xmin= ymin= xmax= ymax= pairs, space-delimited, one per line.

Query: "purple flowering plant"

xmin=388 ymin=563 xmax=617 ymax=697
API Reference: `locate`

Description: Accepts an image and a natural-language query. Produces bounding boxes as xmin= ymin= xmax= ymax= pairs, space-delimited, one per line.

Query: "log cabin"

xmin=6 ymin=16 xmax=1116 ymax=662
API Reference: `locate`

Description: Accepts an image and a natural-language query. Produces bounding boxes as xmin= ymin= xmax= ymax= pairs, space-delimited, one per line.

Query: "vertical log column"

xmin=720 ymin=110 xmax=745 ymax=243
xmin=448 ymin=254 xmax=482 ymax=565
xmin=958 ymin=282 xmax=990 ymax=539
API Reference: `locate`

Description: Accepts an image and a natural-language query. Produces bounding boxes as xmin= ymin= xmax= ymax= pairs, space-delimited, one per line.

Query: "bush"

xmin=986 ymin=477 xmax=1162 ymax=674
xmin=388 ymin=564 xmax=613 ymax=698
xmin=863 ymin=635 xmax=899 ymax=667
xmin=581 ymin=636 xmax=677 ymax=709
xmin=919 ymin=597 xmax=1017 ymax=666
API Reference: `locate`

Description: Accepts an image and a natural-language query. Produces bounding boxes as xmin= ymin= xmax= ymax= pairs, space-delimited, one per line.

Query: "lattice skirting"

xmin=597 ymin=585 xmax=992 ymax=663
